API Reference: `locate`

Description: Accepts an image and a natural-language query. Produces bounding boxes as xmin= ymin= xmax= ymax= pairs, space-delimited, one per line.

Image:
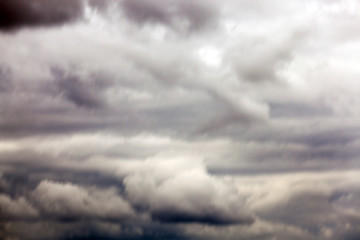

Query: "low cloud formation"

xmin=0 ymin=194 xmax=38 ymax=220
xmin=124 ymin=159 xmax=254 ymax=225
xmin=31 ymin=180 xmax=135 ymax=221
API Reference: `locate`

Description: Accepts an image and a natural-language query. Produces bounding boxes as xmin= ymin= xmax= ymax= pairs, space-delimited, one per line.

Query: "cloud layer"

xmin=1 ymin=0 xmax=360 ymax=239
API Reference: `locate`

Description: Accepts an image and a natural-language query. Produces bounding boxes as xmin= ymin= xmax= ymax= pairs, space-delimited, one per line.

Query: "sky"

xmin=0 ymin=0 xmax=360 ymax=239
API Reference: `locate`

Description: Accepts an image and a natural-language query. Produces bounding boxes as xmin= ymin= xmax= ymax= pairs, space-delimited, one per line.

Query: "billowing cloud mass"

xmin=1 ymin=0 xmax=360 ymax=239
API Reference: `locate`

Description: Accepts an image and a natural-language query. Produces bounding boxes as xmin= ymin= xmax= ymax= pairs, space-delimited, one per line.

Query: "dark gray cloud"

xmin=254 ymin=181 xmax=360 ymax=239
xmin=0 ymin=0 xmax=219 ymax=33
xmin=0 ymin=0 xmax=83 ymax=30
xmin=269 ymin=102 xmax=333 ymax=118
xmin=2 ymin=220 xmax=192 ymax=240
xmin=122 ymin=0 xmax=219 ymax=32
xmin=53 ymin=69 xmax=107 ymax=109
xmin=151 ymin=210 xmax=254 ymax=225
xmin=0 ymin=67 xmax=11 ymax=92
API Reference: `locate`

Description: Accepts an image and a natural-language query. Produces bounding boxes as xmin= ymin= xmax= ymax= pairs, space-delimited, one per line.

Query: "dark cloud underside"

xmin=0 ymin=0 xmax=83 ymax=30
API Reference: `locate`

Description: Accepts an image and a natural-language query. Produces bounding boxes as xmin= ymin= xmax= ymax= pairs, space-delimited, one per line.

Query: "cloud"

xmin=182 ymin=219 xmax=315 ymax=240
xmin=226 ymin=30 xmax=305 ymax=83
xmin=0 ymin=0 xmax=219 ymax=33
xmin=1 ymin=0 xmax=360 ymax=239
xmin=52 ymin=68 xmax=107 ymax=109
xmin=31 ymin=180 xmax=135 ymax=221
xmin=124 ymin=158 xmax=254 ymax=225
xmin=121 ymin=0 xmax=219 ymax=32
xmin=234 ymin=170 xmax=360 ymax=239
xmin=0 ymin=194 xmax=38 ymax=220
xmin=0 ymin=0 xmax=83 ymax=30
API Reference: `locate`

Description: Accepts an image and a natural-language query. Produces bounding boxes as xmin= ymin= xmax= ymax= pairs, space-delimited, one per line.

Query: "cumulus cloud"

xmin=124 ymin=158 xmax=254 ymax=225
xmin=0 ymin=194 xmax=38 ymax=220
xmin=31 ymin=180 xmax=135 ymax=221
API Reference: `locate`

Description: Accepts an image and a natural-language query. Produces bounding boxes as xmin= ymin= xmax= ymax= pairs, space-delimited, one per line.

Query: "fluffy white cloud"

xmin=124 ymin=158 xmax=253 ymax=224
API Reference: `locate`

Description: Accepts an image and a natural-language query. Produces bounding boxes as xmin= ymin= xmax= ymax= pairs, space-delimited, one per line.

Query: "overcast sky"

xmin=1 ymin=0 xmax=360 ymax=239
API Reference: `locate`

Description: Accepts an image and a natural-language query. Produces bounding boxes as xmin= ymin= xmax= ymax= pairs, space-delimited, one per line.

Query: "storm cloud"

xmin=0 ymin=0 xmax=83 ymax=30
